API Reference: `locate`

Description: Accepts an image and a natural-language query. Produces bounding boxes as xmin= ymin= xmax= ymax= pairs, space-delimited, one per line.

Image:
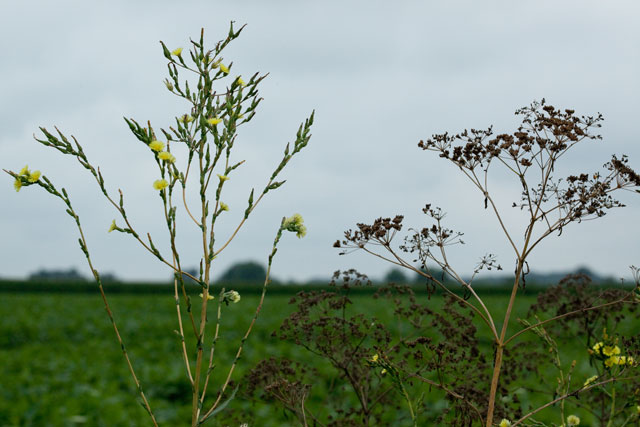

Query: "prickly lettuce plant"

xmin=5 ymin=24 xmax=313 ymax=426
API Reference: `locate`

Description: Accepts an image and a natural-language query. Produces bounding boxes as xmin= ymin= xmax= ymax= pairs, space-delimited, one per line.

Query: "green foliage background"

xmin=0 ymin=287 xmax=635 ymax=426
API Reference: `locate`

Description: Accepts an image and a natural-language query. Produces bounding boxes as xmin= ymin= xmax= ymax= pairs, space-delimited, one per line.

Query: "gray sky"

xmin=1 ymin=1 xmax=639 ymax=283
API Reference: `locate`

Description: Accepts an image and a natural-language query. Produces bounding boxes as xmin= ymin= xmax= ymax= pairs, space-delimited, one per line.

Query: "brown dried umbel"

xmin=334 ymin=100 xmax=640 ymax=426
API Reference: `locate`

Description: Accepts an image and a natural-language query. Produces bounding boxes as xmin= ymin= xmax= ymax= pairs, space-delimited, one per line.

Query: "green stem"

xmin=606 ymin=385 xmax=616 ymax=427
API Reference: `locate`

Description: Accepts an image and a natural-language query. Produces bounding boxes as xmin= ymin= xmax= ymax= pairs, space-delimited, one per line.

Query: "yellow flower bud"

xmin=567 ymin=414 xmax=580 ymax=426
xmin=149 ymin=140 xmax=165 ymax=152
xmin=153 ymin=179 xmax=169 ymax=191
xmin=28 ymin=170 xmax=41 ymax=183
xmin=158 ymin=151 xmax=176 ymax=163
xmin=171 ymin=47 xmax=183 ymax=56
xmin=219 ymin=63 xmax=229 ymax=74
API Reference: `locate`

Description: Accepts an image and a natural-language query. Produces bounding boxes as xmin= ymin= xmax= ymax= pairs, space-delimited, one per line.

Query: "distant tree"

xmin=172 ymin=267 xmax=199 ymax=284
xmin=383 ymin=267 xmax=408 ymax=284
xmin=100 ymin=272 xmax=119 ymax=283
xmin=413 ymin=267 xmax=450 ymax=285
xmin=29 ymin=268 xmax=86 ymax=281
xmin=220 ymin=261 xmax=266 ymax=282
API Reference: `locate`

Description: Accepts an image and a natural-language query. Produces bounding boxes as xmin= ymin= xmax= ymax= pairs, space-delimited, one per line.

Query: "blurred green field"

xmin=0 ymin=288 xmax=636 ymax=426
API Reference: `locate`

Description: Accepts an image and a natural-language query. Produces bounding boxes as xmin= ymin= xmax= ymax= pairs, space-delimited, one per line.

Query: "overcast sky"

xmin=1 ymin=1 xmax=639 ymax=283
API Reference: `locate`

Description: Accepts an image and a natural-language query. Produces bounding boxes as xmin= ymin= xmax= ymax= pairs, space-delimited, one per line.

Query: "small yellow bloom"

xmin=171 ymin=47 xmax=183 ymax=56
xmin=13 ymin=179 xmax=22 ymax=192
xmin=583 ymin=375 xmax=598 ymax=387
xmin=177 ymin=114 xmax=194 ymax=123
xmin=603 ymin=345 xmax=621 ymax=357
xmin=217 ymin=174 xmax=229 ymax=182
xmin=283 ymin=213 xmax=307 ymax=238
xmin=199 ymin=293 xmax=214 ymax=300
xmin=380 ymin=368 xmax=387 ymax=375
xmin=28 ymin=170 xmax=41 ymax=183
xmin=220 ymin=202 xmax=229 ymax=212
xmin=369 ymin=354 xmax=379 ymax=363
xmin=223 ymin=290 xmax=241 ymax=304
xmin=207 ymin=117 xmax=222 ymax=126
xmin=108 ymin=220 xmax=117 ymax=233
xmin=149 ymin=140 xmax=165 ymax=152
xmin=605 ymin=356 xmax=618 ymax=368
xmin=236 ymin=77 xmax=246 ymax=87
xmin=592 ymin=342 xmax=603 ymax=353
xmin=499 ymin=419 xmax=511 ymax=427
xmin=627 ymin=356 xmax=634 ymax=365
xmin=636 ymin=405 xmax=640 ymax=414
xmin=567 ymin=414 xmax=580 ymax=426
xmin=219 ymin=63 xmax=229 ymax=74
xmin=158 ymin=151 xmax=176 ymax=163
xmin=153 ymin=179 xmax=169 ymax=191
xmin=19 ymin=165 xmax=29 ymax=176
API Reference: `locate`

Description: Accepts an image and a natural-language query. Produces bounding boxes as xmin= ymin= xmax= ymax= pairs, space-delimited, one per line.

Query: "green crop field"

xmin=0 ymin=288 xmax=637 ymax=426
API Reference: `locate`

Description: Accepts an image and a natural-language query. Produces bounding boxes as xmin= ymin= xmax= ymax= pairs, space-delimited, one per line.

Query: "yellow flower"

xmin=627 ymin=356 xmax=634 ymax=365
xmin=380 ymin=368 xmax=387 ymax=375
xmin=636 ymin=405 xmax=640 ymax=414
xmin=177 ymin=114 xmax=194 ymax=123
xmin=207 ymin=117 xmax=222 ymax=126
xmin=217 ymin=174 xmax=229 ymax=182
xmin=171 ymin=47 xmax=183 ymax=56
xmin=108 ymin=220 xmax=117 ymax=233
xmin=13 ymin=179 xmax=22 ymax=192
xmin=223 ymin=290 xmax=241 ymax=304
xmin=236 ymin=76 xmax=246 ymax=87
xmin=592 ymin=342 xmax=604 ymax=353
xmin=283 ymin=213 xmax=307 ymax=238
xmin=567 ymin=415 xmax=580 ymax=426
xmin=583 ymin=375 xmax=598 ymax=387
xmin=603 ymin=345 xmax=621 ymax=357
xmin=605 ymin=356 xmax=619 ymax=368
xmin=199 ymin=293 xmax=214 ymax=300
xmin=19 ymin=165 xmax=29 ymax=176
xmin=369 ymin=354 xmax=379 ymax=363
xmin=149 ymin=140 xmax=165 ymax=152
xmin=499 ymin=419 xmax=511 ymax=427
xmin=158 ymin=151 xmax=176 ymax=163
xmin=28 ymin=170 xmax=41 ymax=183
xmin=153 ymin=179 xmax=169 ymax=191
xmin=220 ymin=202 xmax=229 ymax=212
xmin=219 ymin=63 xmax=229 ymax=74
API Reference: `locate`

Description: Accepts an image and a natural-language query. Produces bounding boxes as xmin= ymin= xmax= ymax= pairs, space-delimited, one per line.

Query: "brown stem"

xmin=75 ymin=218 xmax=158 ymax=425
xmin=505 ymin=297 xmax=637 ymax=346
xmin=200 ymin=259 xmax=274 ymax=421
xmin=409 ymin=373 xmax=483 ymax=422
xmin=513 ymin=376 xmax=639 ymax=426
xmin=485 ymin=261 xmax=524 ymax=426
